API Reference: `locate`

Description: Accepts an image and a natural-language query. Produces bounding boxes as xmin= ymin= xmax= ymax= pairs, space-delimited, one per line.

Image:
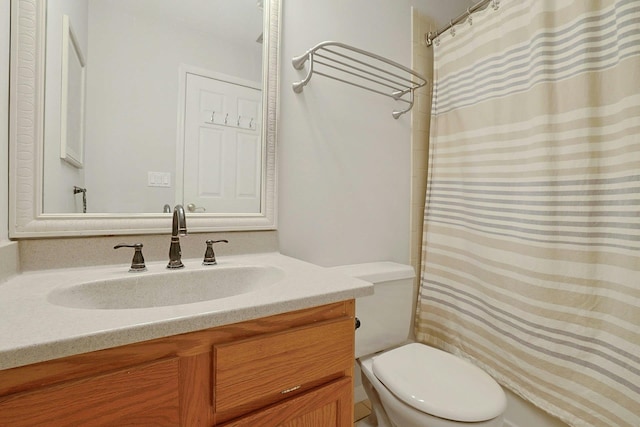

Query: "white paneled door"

xmin=183 ymin=73 xmax=262 ymax=213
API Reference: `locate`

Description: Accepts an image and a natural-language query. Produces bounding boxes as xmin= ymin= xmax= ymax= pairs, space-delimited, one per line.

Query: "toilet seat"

xmin=372 ymin=343 xmax=506 ymax=422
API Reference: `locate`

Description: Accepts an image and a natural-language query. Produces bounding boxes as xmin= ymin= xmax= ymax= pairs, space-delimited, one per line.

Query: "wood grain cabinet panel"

xmin=214 ymin=317 xmax=354 ymax=419
xmin=219 ymin=377 xmax=353 ymax=427
xmin=0 ymin=358 xmax=180 ymax=427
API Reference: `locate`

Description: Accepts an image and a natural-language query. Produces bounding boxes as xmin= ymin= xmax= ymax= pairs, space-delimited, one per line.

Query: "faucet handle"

xmin=203 ymin=239 xmax=228 ymax=265
xmin=114 ymin=243 xmax=147 ymax=272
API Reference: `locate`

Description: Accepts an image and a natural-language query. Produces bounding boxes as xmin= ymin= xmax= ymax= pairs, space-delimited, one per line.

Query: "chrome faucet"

xmin=167 ymin=204 xmax=187 ymax=269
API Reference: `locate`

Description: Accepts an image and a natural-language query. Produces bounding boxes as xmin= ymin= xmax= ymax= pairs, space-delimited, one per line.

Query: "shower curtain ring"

xmin=450 ymin=20 xmax=456 ymax=37
xmin=467 ymin=8 xmax=473 ymax=25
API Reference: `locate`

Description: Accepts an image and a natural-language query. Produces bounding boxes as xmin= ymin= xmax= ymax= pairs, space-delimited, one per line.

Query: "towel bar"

xmin=292 ymin=41 xmax=428 ymax=119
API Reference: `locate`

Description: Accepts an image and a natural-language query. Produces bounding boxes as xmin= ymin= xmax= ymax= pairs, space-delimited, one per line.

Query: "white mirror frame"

xmin=9 ymin=0 xmax=280 ymax=238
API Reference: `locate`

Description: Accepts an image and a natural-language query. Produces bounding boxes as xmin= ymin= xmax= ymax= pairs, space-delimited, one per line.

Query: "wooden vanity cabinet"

xmin=0 ymin=300 xmax=356 ymax=427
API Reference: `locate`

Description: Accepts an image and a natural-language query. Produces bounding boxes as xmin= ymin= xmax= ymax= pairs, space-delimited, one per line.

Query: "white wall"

xmin=277 ymin=0 xmax=470 ymax=267
xmin=1 ymin=0 xmax=10 ymax=241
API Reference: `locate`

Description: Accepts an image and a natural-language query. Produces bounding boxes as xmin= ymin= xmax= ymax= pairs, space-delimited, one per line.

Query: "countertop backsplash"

xmin=16 ymin=230 xmax=278 ymax=272
xmin=0 ymin=241 xmax=19 ymax=283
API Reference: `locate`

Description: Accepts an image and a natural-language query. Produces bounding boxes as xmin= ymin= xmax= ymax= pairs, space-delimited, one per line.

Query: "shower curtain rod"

xmin=425 ymin=0 xmax=492 ymax=47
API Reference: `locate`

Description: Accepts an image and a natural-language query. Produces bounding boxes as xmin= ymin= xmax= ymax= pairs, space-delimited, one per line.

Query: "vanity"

xmin=2 ymin=0 xmax=372 ymax=424
xmin=0 ymin=253 xmax=372 ymax=426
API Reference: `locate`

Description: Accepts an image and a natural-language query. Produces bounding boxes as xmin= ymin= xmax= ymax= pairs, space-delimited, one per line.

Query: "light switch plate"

xmin=147 ymin=172 xmax=171 ymax=187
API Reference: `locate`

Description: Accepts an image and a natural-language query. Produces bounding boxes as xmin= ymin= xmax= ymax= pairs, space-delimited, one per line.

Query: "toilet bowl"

xmin=331 ymin=262 xmax=506 ymax=427
xmin=359 ymin=344 xmax=505 ymax=427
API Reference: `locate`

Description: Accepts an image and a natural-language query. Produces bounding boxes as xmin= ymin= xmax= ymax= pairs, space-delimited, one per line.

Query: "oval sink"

xmin=47 ymin=265 xmax=285 ymax=309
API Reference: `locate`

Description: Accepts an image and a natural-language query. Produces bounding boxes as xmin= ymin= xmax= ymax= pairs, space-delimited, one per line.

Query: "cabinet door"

xmin=220 ymin=377 xmax=353 ymax=427
xmin=0 ymin=358 xmax=180 ymax=427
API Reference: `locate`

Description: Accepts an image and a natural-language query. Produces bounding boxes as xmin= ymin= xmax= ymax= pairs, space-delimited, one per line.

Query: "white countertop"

xmin=0 ymin=252 xmax=373 ymax=370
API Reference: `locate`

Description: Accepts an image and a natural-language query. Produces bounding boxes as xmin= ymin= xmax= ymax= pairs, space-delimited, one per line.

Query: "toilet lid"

xmin=372 ymin=343 xmax=506 ymax=422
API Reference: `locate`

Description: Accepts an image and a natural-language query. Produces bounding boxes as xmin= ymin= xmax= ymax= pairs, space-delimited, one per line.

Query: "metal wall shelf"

xmin=292 ymin=41 xmax=428 ymax=119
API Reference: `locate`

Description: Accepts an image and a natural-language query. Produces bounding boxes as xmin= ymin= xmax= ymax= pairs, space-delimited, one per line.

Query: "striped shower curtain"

xmin=416 ymin=1 xmax=640 ymax=426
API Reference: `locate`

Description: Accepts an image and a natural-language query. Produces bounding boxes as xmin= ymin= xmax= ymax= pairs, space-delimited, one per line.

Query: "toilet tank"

xmin=330 ymin=262 xmax=415 ymax=358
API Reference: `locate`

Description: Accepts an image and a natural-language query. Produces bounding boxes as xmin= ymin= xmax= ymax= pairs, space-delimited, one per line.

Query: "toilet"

xmin=331 ymin=262 xmax=506 ymax=427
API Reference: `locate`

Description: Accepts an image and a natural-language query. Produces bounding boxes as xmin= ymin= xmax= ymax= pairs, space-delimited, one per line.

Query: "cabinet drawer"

xmin=213 ymin=317 xmax=354 ymax=418
xmin=219 ymin=377 xmax=353 ymax=427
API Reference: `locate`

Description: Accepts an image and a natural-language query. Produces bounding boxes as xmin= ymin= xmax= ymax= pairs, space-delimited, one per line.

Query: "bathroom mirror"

xmin=9 ymin=0 xmax=280 ymax=237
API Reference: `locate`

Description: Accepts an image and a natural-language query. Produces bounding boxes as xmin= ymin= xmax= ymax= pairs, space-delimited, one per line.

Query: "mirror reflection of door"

xmin=183 ymin=73 xmax=262 ymax=213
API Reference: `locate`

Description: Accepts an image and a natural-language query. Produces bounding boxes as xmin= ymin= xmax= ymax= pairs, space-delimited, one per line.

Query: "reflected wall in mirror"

xmin=44 ymin=0 xmax=264 ymax=215
xmin=9 ymin=0 xmax=279 ymax=237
